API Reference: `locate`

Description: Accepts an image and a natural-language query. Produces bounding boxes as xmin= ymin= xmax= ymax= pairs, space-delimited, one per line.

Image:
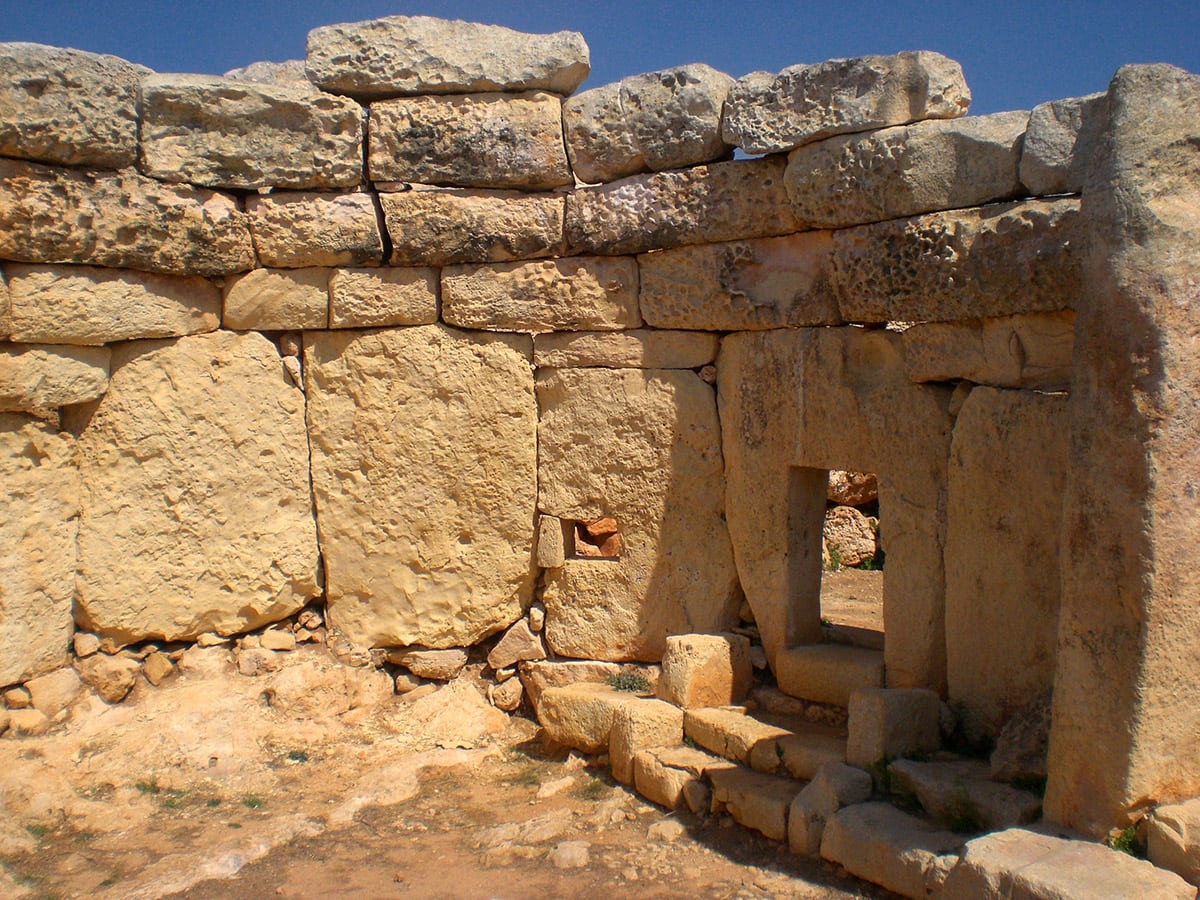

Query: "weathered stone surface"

xmin=0 ymin=414 xmax=77 ymax=685
xmin=139 ymin=75 xmax=363 ymax=190
xmin=786 ymin=110 xmax=1028 ymax=229
xmin=1149 ymin=798 xmax=1200 ymax=886
xmin=75 ymin=331 xmax=320 ymax=643
xmin=639 ymin=232 xmax=839 ymax=330
xmin=633 ymin=746 xmax=733 ymax=810
xmin=831 ymin=198 xmax=1082 ymax=324
xmin=827 ymin=471 xmax=877 ymax=507
xmin=535 ymin=515 xmax=566 ymax=568
xmin=772 ymin=727 xmax=848 ymax=780
xmin=0 ymin=269 xmax=9 ymax=341
xmin=72 ymin=633 xmax=100 ymax=658
xmin=5 ymin=264 xmax=221 ymax=345
xmin=537 ymin=367 xmax=739 ymax=661
xmin=565 ymin=158 xmax=799 ymax=256
xmin=223 ymin=59 xmax=307 ymax=84
xmin=305 ymin=16 xmax=589 ymax=98
xmin=518 ymin=659 xmax=660 ymax=714
xmin=776 ymin=645 xmax=885 ymax=708
xmin=7 ymin=707 xmax=49 ymax=736
xmin=533 ymin=330 xmax=718 ymax=369
xmin=0 ymin=344 xmax=109 ymax=412
xmin=823 ymin=506 xmax=877 ymax=568
xmin=941 ymin=827 xmax=1195 ymax=899
xmin=25 ymin=661 xmax=80 ymax=719
xmin=946 ymin=389 xmax=1068 ymax=741
xmin=902 ymin=311 xmax=1075 ymax=391
xmin=537 ymin=683 xmax=638 ymax=753
xmin=889 ymin=759 xmax=1042 ymax=831
xmin=222 ymin=268 xmax=329 ymax=331
xmin=684 ymin=707 xmax=790 ymax=766
xmin=327 ymin=267 xmax=437 ymax=329
xmin=0 ymin=159 xmax=254 ymax=277
xmin=609 ymin=698 xmax=684 ymax=784
xmin=1046 ymin=65 xmax=1200 ymax=837
xmin=656 ymin=634 xmax=752 ymax=709
xmin=710 ymin=766 xmax=802 ymax=841
xmin=386 ymin=648 xmax=468 ymax=681
xmin=442 ymin=257 xmax=639 ymax=333
xmin=141 ymin=651 xmax=176 ymax=685
xmin=0 ymin=43 xmax=148 ymax=168
xmin=846 ymin=688 xmax=941 ymax=768
xmin=246 ymin=192 xmax=383 ymax=268
xmin=368 ymin=92 xmax=571 ymax=190
xmin=487 ymin=620 xmax=546 ymax=671
xmin=76 ymin=654 xmax=140 ymax=704
xmin=1020 ymin=93 xmax=1105 ymax=196
xmin=381 ymin=188 xmax=564 ymax=267
xmin=723 ymin=51 xmax=970 ymax=155
xmin=990 ymin=692 xmax=1052 ymax=784
xmin=562 ymin=65 xmax=732 ymax=184
xmin=488 ymin=676 xmax=524 ymax=711
xmin=306 ymin=325 xmax=535 ymax=649
xmin=822 ymin=803 xmax=962 ymax=898
xmin=789 ymin=763 xmax=874 ymax=856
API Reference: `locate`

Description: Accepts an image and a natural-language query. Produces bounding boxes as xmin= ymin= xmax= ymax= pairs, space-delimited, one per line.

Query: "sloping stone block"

xmin=487 ymin=619 xmax=546 ymax=671
xmin=1020 ymin=93 xmax=1105 ymax=196
xmin=246 ymin=192 xmax=383 ymax=268
xmin=722 ymin=51 xmax=970 ymax=155
xmin=305 ymin=325 xmax=536 ymax=648
xmin=537 ymin=683 xmax=638 ymax=754
xmin=683 ymin=707 xmax=789 ymax=766
xmin=223 ymin=59 xmax=307 ymax=85
xmin=0 ymin=159 xmax=254 ymax=277
xmin=639 ymin=232 xmax=840 ymax=330
xmin=656 ymin=633 xmax=752 ymax=709
xmin=533 ymin=330 xmax=718 ymax=370
xmin=565 ymin=158 xmax=799 ymax=256
xmin=774 ymin=727 xmax=848 ymax=780
xmin=1149 ymin=798 xmax=1200 ymax=886
xmin=785 ymin=110 xmax=1027 ymax=229
xmin=710 ymin=766 xmax=802 ymax=841
xmin=305 ymin=16 xmax=589 ymax=98
xmin=789 ymin=762 xmax=873 ymax=856
xmin=0 ymin=414 xmax=77 ymax=685
xmin=537 ymin=367 xmax=739 ymax=661
xmin=75 ymin=331 xmax=320 ymax=642
xmin=888 ymin=759 xmax=1042 ymax=831
xmin=846 ymin=688 xmax=941 ymax=767
xmin=139 ymin=75 xmax=363 ymax=190
xmin=0 ymin=344 xmax=109 ymax=412
xmin=222 ymin=268 xmax=330 ymax=331
xmin=380 ymin=188 xmax=564 ymax=267
xmin=328 ymin=267 xmax=437 ymax=329
xmin=633 ymin=746 xmax=732 ymax=810
xmin=610 ymin=698 xmax=684 ymax=784
xmin=442 ymin=257 xmax=639 ymax=333
xmin=6 ymin=264 xmax=221 ymax=345
xmin=368 ymin=92 xmax=571 ymax=190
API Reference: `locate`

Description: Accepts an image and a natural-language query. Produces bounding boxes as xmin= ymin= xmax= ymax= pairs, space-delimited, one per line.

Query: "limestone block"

xmin=902 ymin=311 xmax=1075 ymax=391
xmin=0 ymin=269 xmax=9 ymax=341
xmin=831 ymin=198 xmax=1083 ymax=324
xmin=722 ymin=51 xmax=970 ymax=155
xmin=7 ymin=708 xmax=49 ymax=736
xmin=789 ymin=762 xmax=874 ymax=856
xmin=5 ymin=264 xmax=221 ymax=345
xmin=535 ymin=515 xmax=566 ymax=568
xmin=822 ymin=803 xmax=962 ymax=897
xmin=222 ymin=268 xmax=330 ymax=331
xmin=487 ymin=620 xmax=546 ymax=671
xmin=823 ymin=506 xmax=877 ymax=568
xmin=1045 ymin=65 xmax=1200 ymax=836
xmin=709 ymin=767 xmax=803 ymax=841
xmin=75 ymin=331 xmax=320 ymax=643
xmin=139 ymin=75 xmax=363 ymax=190
xmin=368 ymin=92 xmax=571 ymax=190
xmin=537 ymin=683 xmax=638 ymax=753
xmin=25 ymin=668 xmax=82 ymax=718
xmin=773 ymin=728 xmax=849 ymax=780
xmin=827 ymin=471 xmax=877 ymax=507
xmin=0 ymin=344 xmax=109 ymax=412
xmin=142 ymin=651 xmax=175 ymax=685
xmin=656 ymin=633 xmax=752 ymax=709
xmin=76 ymin=654 xmax=140 ymax=704
xmin=941 ymin=827 xmax=1195 ymax=899
xmin=1149 ymin=799 xmax=1200 ymax=886
xmin=305 ymin=325 xmax=536 ymax=648
xmin=609 ymin=698 xmax=684 ymax=784
xmin=563 ymin=65 xmax=732 ymax=184
xmin=684 ymin=707 xmax=790 ymax=767
xmin=0 ymin=159 xmax=255 ymax=277
xmin=537 ymin=367 xmax=739 ymax=661
xmin=1020 ymin=92 xmax=1105 ymax=196
xmin=442 ymin=257 xmax=639 ymax=333
xmin=990 ymin=692 xmax=1051 ymax=784
xmin=246 ymin=192 xmax=383 ymax=268
xmin=846 ymin=688 xmax=941 ymax=767
xmin=380 ymin=188 xmax=564 ymax=267
xmin=223 ymin=59 xmax=307 ymax=85
xmin=945 ymin=388 xmax=1069 ymax=741
xmin=305 ymin=15 xmax=589 ymax=98
xmin=328 ymin=267 xmax=437 ymax=328
xmin=0 ymin=43 xmax=148 ymax=168
xmin=786 ymin=110 xmax=1028 ymax=229
xmin=777 ymin=646 xmax=885 ymax=708
xmin=518 ymin=659 xmax=660 ymax=714
xmin=633 ymin=749 xmax=702 ymax=810
xmin=386 ymin=648 xmax=468 ymax=682
xmin=0 ymin=414 xmax=77 ymax=686
xmin=534 ymin=330 xmax=717 ymax=370
xmin=639 ymin=231 xmax=840 ymax=330
xmin=888 ymin=759 xmax=1042 ymax=831
xmin=565 ymin=158 xmax=800 ymax=256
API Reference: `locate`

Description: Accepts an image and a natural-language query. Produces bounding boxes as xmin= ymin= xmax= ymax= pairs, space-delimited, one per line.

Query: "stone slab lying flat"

xmin=305 ymin=15 xmax=589 ymax=98
xmin=537 ymin=682 xmax=642 ymax=754
xmin=1020 ymin=92 xmax=1104 ymax=196
xmin=773 ymin=726 xmax=848 ymax=780
xmin=776 ymin=645 xmax=885 ymax=708
xmin=633 ymin=745 xmax=734 ymax=811
xmin=0 ymin=343 xmax=109 ymax=412
xmin=517 ymin=660 xmax=660 ymax=714
xmin=722 ymin=51 xmax=970 ymax=155
xmin=246 ymin=192 xmax=383 ymax=268
xmin=683 ymin=707 xmax=790 ymax=766
xmin=888 ymin=759 xmax=1042 ymax=831
xmin=710 ymin=766 xmax=803 ymax=841
xmin=533 ymin=330 xmax=719 ymax=370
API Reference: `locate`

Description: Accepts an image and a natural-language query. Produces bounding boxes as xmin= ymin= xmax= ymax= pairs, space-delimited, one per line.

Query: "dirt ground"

xmin=0 ymin=638 xmax=890 ymax=900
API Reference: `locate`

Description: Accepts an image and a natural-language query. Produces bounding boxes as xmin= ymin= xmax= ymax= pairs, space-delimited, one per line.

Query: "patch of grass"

xmin=25 ymin=824 xmax=50 ymax=839
xmin=683 ymin=736 xmax=698 ymax=750
xmin=286 ymin=749 xmax=310 ymax=764
xmin=510 ymin=767 xmax=541 ymax=787
xmin=14 ymin=872 xmax=44 ymax=887
xmin=74 ymin=831 xmax=97 ymax=844
xmin=134 ymin=777 xmax=161 ymax=796
xmin=575 ymin=777 xmax=607 ymax=801
xmin=1107 ymin=823 xmax=1146 ymax=858
xmin=855 ymin=548 xmax=886 ymax=571
xmin=205 ymin=798 xmax=222 ymax=809
xmin=826 ymin=546 xmax=843 ymax=572
xmin=99 ymin=876 xmax=118 ymax=887
xmin=241 ymin=796 xmax=263 ymax=809
xmin=607 ymin=672 xmax=651 ymax=693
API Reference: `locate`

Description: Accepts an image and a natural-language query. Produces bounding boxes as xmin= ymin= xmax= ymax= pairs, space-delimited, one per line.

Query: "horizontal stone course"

xmin=328 ymin=267 xmax=438 ymax=329
xmin=533 ymin=330 xmax=719 ymax=370
xmin=222 ymin=268 xmax=330 ymax=331
xmin=246 ymin=192 xmax=383 ymax=268
xmin=0 ymin=343 xmax=110 ymax=412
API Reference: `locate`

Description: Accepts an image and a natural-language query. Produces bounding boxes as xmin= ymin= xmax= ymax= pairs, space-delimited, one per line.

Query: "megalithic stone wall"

xmin=0 ymin=13 xmax=1195 ymax=837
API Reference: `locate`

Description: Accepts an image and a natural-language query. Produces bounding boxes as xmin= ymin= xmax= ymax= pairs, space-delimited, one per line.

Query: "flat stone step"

xmin=710 ymin=765 xmax=804 ymax=842
xmin=887 ymin=758 xmax=1043 ymax=831
xmin=631 ymin=744 xmax=734 ymax=813
xmin=775 ymin=644 xmax=885 ymax=707
xmin=683 ymin=706 xmax=847 ymax=778
xmin=821 ymin=621 xmax=886 ymax=651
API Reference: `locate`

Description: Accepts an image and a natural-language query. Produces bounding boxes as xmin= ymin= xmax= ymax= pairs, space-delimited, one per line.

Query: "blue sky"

xmin=2 ymin=1 xmax=1198 ymax=114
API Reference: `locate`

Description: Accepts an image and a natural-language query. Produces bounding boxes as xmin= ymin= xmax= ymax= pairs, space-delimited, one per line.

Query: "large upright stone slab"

xmin=1045 ymin=66 xmax=1200 ymax=837
xmin=5 ymin=264 xmax=221 ymax=345
xmin=368 ymin=92 xmax=570 ymax=190
xmin=305 ymin=16 xmax=589 ymax=98
xmin=785 ymin=111 xmax=1027 ymax=228
xmin=0 ymin=159 xmax=254 ymax=277
xmin=1020 ymin=93 xmax=1105 ymax=196
xmin=537 ymin=367 xmax=740 ymax=661
xmin=75 ymin=331 xmax=320 ymax=643
xmin=246 ymin=192 xmax=383 ymax=268
xmin=0 ymin=43 xmax=149 ymax=168
xmin=305 ymin=325 xmax=536 ymax=649
xmin=0 ymin=343 xmax=109 ymax=412
xmin=139 ymin=75 xmax=364 ymax=190
xmin=565 ymin=158 xmax=799 ymax=256
xmin=722 ymin=51 xmax=970 ymax=155
xmin=0 ymin=414 xmax=78 ymax=685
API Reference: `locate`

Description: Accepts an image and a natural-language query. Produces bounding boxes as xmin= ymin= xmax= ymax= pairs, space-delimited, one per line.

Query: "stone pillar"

xmin=1045 ymin=65 xmax=1200 ymax=836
